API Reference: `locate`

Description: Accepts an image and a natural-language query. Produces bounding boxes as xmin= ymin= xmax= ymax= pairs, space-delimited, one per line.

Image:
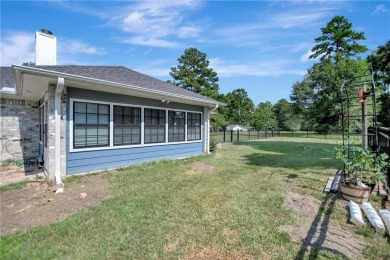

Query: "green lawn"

xmin=1 ymin=137 xmax=389 ymax=259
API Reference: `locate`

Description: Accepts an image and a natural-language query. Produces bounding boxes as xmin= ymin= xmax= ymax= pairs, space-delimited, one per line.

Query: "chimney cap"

xmin=40 ymin=29 xmax=53 ymax=35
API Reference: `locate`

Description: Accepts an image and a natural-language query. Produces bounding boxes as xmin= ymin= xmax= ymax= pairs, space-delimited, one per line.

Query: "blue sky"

xmin=1 ymin=0 xmax=389 ymax=105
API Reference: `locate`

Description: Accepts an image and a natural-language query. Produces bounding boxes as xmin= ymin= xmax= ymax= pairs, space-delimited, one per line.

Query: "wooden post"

xmin=223 ymin=130 xmax=226 ymax=142
xmin=237 ymin=130 xmax=239 ymax=141
xmin=362 ymin=100 xmax=368 ymax=151
xmin=231 ymin=130 xmax=233 ymax=142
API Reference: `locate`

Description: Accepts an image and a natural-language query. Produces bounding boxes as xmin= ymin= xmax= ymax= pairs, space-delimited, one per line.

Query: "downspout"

xmin=207 ymin=104 xmax=219 ymax=154
xmin=55 ymin=77 xmax=64 ymax=187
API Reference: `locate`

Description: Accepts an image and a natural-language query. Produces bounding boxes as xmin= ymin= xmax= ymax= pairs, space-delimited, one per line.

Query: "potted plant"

xmin=336 ymin=146 xmax=371 ymax=203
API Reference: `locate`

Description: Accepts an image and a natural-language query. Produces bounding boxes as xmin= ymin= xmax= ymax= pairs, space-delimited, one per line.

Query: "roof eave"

xmin=12 ymin=65 xmax=225 ymax=107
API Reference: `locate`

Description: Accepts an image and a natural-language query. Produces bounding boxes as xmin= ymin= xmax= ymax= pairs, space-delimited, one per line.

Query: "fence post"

xmin=249 ymin=129 xmax=251 ymax=140
xmin=223 ymin=130 xmax=226 ymax=142
xmin=237 ymin=130 xmax=240 ymax=141
xmin=231 ymin=130 xmax=233 ymax=142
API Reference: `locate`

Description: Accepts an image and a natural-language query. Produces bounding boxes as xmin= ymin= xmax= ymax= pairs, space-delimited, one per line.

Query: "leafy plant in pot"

xmin=335 ymin=146 xmax=389 ymax=202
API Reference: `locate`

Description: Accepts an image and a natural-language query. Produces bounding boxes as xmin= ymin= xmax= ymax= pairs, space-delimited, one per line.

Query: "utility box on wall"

xmin=35 ymin=30 xmax=56 ymax=66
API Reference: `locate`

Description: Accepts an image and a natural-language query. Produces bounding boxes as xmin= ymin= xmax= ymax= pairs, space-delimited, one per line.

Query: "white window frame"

xmin=69 ymin=98 xmax=202 ymax=152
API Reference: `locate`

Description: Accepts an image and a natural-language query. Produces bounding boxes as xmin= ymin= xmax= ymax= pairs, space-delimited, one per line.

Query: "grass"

xmin=1 ymin=137 xmax=389 ymax=259
xmin=0 ymin=180 xmax=28 ymax=193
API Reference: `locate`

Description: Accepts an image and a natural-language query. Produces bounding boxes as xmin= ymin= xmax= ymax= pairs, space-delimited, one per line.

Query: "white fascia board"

xmin=12 ymin=65 xmax=225 ymax=108
xmin=0 ymin=87 xmax=16 ymax=94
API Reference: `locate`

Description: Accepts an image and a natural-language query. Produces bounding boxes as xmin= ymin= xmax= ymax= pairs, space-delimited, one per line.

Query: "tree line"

xmin=168 ymin=16 xmax=389 ymax=132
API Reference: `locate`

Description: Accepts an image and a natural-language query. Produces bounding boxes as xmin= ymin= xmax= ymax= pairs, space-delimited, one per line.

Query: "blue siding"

xmin=66 ymin=142 xmax=202 ymax=175
xmin=66 ymin=87 xmax=204 ymax=175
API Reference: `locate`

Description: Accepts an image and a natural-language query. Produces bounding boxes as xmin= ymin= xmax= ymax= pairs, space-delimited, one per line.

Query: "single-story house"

xmin=0 ymin=30 xmax=224 ymax=186
xmin=225 ymin=124 xmax=248 ymax=132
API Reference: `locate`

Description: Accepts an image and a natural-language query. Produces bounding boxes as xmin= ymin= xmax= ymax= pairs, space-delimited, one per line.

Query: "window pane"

xmin=74 ymin=126 xmax=86 ymax=147
xmin=114 ymin=115 xmax=122 ymax=124
xmin=132 ymin=135 xmax=140 ymax=143
xmin=99 ymin=104 xmax=109 ymax=114
xmin=113 ymin=106 xmax=141 ymax=146
xmin=99 ymin=115 xmax=109 ymax=124
xmin=87 ymin=114 xmax=98 ymax=124
xmin=74 ymin=113 xmax=86 ymax=124
xmin=74 ymin=102 xmax=86 ymax=113
xmin=73 ymin=102 xmax=109 ymax=148
xmin=114 ymin=136 xmax=122 ymax=145
xmin=87 ymin=103 xmax=98 ymax=113
xmin=114 ymin=127 xmax=122 ymax=135
xmin=114 ymin=106 xmax=123 ymax=115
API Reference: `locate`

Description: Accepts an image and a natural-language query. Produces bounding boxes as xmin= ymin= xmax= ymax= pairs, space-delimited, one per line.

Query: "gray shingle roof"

xmin=33 ymin=65 xmax=221 ymax=105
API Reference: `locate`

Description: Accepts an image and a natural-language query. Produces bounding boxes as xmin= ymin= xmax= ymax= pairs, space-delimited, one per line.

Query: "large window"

xmin=73 ymin=102 xmax=109 ymax=148
xmin=187 ymin=112 xmax=201 ymax=141
xmin=71 ymin=99 xmax=203 ymax=151
xmin=113 ymin=106 xmax=141 ymax=145
xmin=168 ymin=111 xmax=185 ymax=142
xmin=144 ymin=108 xmax=166 ymax=144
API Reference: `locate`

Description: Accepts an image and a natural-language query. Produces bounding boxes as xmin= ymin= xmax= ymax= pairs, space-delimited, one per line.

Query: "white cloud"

xmin=123 ymin=37 xmax=178 ymax=48
xmin=373 ymin=4 xmax=390 ymax=15
xmin=300 ymin=49 xmax=314 ymax=62
xmin=271 ymin=7 xmax=335 ymax=29
xmin=209 ymin=58 xmax=306 ymax=77
xmin=110 ymin=0 xmax=205 ymax=47
xmin=178 ymin=26 xmax=202 ymax=38
xmin=59 ymin=39 xmax=106 ymax=55
xmin=0 ymin=32 xmax=35 ymax=66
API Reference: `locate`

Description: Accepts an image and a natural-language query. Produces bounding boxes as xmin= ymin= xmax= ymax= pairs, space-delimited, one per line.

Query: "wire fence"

xmin=210 ymin=129 xmax=342 ymax=143
xmin=369 ymin=127 xmax=390 ymax=187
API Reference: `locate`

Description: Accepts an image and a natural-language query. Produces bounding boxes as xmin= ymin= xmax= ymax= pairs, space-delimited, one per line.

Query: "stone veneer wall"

xmin=0 ymin=98 xmax=40 ymax=162
xmin=45 ymin=85 xmax=67 ymax=180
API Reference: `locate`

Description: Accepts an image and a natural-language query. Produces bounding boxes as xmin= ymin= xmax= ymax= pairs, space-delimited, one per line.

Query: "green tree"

xmin=290 ymin=78 xmax=316 ymax=130
xmin=291 ymin=58 xmax=369 ymax=132
xmin=251 ymin=102 xmax=278 ymax=131
xmin=273 ymin=99 xmax=301 ymax=131
xmin=169 ymin=48 xmax=219 ymax=99
xmin=225 ymin=88 xmax=254 ymax=126
xmin=377 ymin=93 xmax=390 ymax=126
xmin=211 ymin=94 xmax=229 ymax=129
xmin=310 ymin=15 xmax=367 ymax=61
xmin=367 ymin=41 xmax=390 ymax=126
xmin=22 ymin=62 xmax=35 ymax=66
xmin=367 ymin=40 xmax=390 ymax=84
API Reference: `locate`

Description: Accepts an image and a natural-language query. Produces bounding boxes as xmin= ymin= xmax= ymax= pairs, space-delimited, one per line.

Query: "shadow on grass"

xmin=294 ymin=194 xmax=347 ymax=259
xmin=233 ymin=140 xmax=341 ymax=170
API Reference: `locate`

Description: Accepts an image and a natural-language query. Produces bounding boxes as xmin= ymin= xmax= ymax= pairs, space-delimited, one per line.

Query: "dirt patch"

xmin=181 ymin=244 xmax=253 ymax=260
xmin=0 ymin=165 xmax=38 ymax=186
xmin=190 ymin=162 xmax=214 ymax=174
xmin=222 ymin=227 xmax=239 ymax=244
xmin=1 ymin=174 xmax=112 ymax=235
xmin=279 ymin=192 xmax=366 ymax=259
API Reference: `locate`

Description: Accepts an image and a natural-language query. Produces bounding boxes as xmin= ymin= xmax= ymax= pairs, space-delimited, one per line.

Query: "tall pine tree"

xmin=169 ymin=48 xmax=219 ymax=99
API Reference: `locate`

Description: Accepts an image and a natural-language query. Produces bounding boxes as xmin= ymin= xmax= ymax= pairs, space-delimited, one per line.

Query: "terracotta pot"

xmin=340 ymin=183 xmax=370 ymax=203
